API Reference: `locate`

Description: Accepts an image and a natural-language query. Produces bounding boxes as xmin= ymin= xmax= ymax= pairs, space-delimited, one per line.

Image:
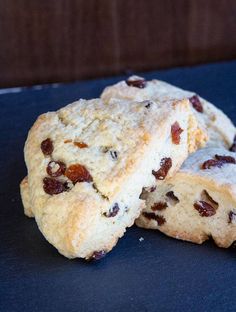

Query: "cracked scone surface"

xmin=101 ymin=76 xmax=235 ymax=148
xmin=136 ymin=147 xmax=236 ymax=248
xmin=20 ymin=97 xmax=201 ymax=259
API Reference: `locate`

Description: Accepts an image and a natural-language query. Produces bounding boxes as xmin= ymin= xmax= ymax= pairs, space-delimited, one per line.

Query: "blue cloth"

xmin=1 ymin=61 xmax=236 ymax=312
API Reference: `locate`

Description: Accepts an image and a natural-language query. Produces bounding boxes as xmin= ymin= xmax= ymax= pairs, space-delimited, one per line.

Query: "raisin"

xmin=110 ymin=150 xmax=118 ymax=160
xmin=229 ymin=211 xmax=236 ymax=224
xmin=143 ymin=212 xmax=156 ymax=220
xmin=46 ymin=161 xmax=66 ymax=177
xmin=151 ymin=202 xmax=168 ymax=211
xmin=215 ymin=154 xmax=236 ymax=164
xmin=201 ymin=190 xmax=218 ymax=209
xmin=171 ymin=122 xmax=183 ymax=144
xmin=202 ymin=154 xmax=235 ymax=169
xmin=43 ymin=177 xmax=66 ymax=195
xmin=152 ymin=158 xmax=172 ymax=180
xmin=142 ymin=212 xmax=166 ymax=225
xmin=156 ymin=215 xmax=166 ymax=226
xmin=166 ymin=191 xmax=179 ymax=204
xmin=201 ymin=159 xmax=222 ymax=169
xmin=104 ymin=203 xmax=120 ymax=217
xmin=65 ymin=164 xmax=93 ymax=183
xmin=194 ymin=201 xmax=216 ymax=217
xmin=74 ymin=141 xmax=88 ymax=148
xmin=229 ymin=135 xmax=236 ymax=152
xmin=41 ymin=138 xmax=53 ymax=155
xmin=64 ymin=139 xmax=72 ymax=143
xmin=189 ymin=95 xmax=203 ymax=113
xmin=126 ymin=77 xmax=146 ymax=88
xmin=90 ymin=250 xmax=107 ymax=261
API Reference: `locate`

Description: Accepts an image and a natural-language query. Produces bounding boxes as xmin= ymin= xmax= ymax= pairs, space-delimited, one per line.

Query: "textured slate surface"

xmin=1 ymin=61 xmax=236 ymax=312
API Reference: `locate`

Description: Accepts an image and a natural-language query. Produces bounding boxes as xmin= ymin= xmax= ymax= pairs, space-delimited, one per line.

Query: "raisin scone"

xmin=101 ymin=76 xmax=236 ymax=149
xmin=136 ymin=147 xmax=236 ymax=248
xmin=20 ymin=97 xmax=205 ymax=259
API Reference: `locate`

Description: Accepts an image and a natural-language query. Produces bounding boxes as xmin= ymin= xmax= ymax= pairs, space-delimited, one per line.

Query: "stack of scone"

xmin=20 ymin=76 xmax=236 ymax=260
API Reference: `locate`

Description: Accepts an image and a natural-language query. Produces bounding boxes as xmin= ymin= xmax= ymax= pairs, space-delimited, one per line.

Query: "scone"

xmin=20 ymin=97 xmax=205 ymax=259
xmin=136 ymin=147 xmax=236 ymax=248
xmin=101 ymin=76 xmax=236 ymax=148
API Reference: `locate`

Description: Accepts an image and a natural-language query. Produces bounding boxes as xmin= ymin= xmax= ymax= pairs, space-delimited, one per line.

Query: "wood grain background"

xmin=0 ymin=0 xmax=236 ymax=87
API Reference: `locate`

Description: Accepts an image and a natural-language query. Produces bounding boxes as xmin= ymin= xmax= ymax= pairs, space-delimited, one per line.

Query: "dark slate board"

xmin=1 ymin=61 xmax=236 ymax=312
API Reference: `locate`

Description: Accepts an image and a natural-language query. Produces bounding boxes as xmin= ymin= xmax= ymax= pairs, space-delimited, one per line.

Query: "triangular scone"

xmin=136 ymin=147 xmax=236 ymax=248
xmin=20 ymin=98 xmax=205 ymax=259
xmin=101 ymin=76 xmax=236 ymax=149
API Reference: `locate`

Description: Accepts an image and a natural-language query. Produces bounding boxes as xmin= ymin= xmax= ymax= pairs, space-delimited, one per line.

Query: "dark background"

xmin=1 ymin=1 xmax=236 ymax=310
xmin=0 ymin=0 xmax=236 ymax=88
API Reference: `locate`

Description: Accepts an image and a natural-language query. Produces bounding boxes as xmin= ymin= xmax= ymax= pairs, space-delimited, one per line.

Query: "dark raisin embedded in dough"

xmin=201 ymin=159 xmax=222 ymax=169
xmin=142 ymin=212 xmax=166 ymax=226
xmin=166 ymin=191 xmax=179 ymax=204
xmin=47 ymin=161 xmax=66 ymax=177
xmin=201 ymin=190 xmax=218 ymax=209
xmin=151 ymin=202 xmax=168 ymax=211
xmin=171 ymin=122 xmax=183 ymax=145
xmin=65 ymin=164 xmax=93 ymax=183
xmin=104 ymin=203 xmax=120 ymax=217
xmin=43 ymin=177 xmax=67 ymax=195
xmin=143 ymin=212 xmax=156 ymax=220
xmin=189 ymin=95 xmax=203 ymax=113
xmin=229 ymin=211 xmax=236 ymax=224
xmin=193 ymin=201 xmax=216 ymax=217
xmin=156 ymin=215 xmax=166 ymax=226
xmin=90 ymin=250 xmax=107 ymax=261
xmin=110 ymin=150 xmax=118 ymax=160
xmin=126 ymin=77 xmax=146 ymax=88
xmin=41 ymin=138 xmax=53 ymax=155
xmin=152 ymin=157 xmax=172 ymax=180
xmin=202 ymin=154 xmax=235 ymax=169
xmin=215 ymin=154 xmax=236 ymax=164
xmin=229 ymin=135 xmax=236 ymax=152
